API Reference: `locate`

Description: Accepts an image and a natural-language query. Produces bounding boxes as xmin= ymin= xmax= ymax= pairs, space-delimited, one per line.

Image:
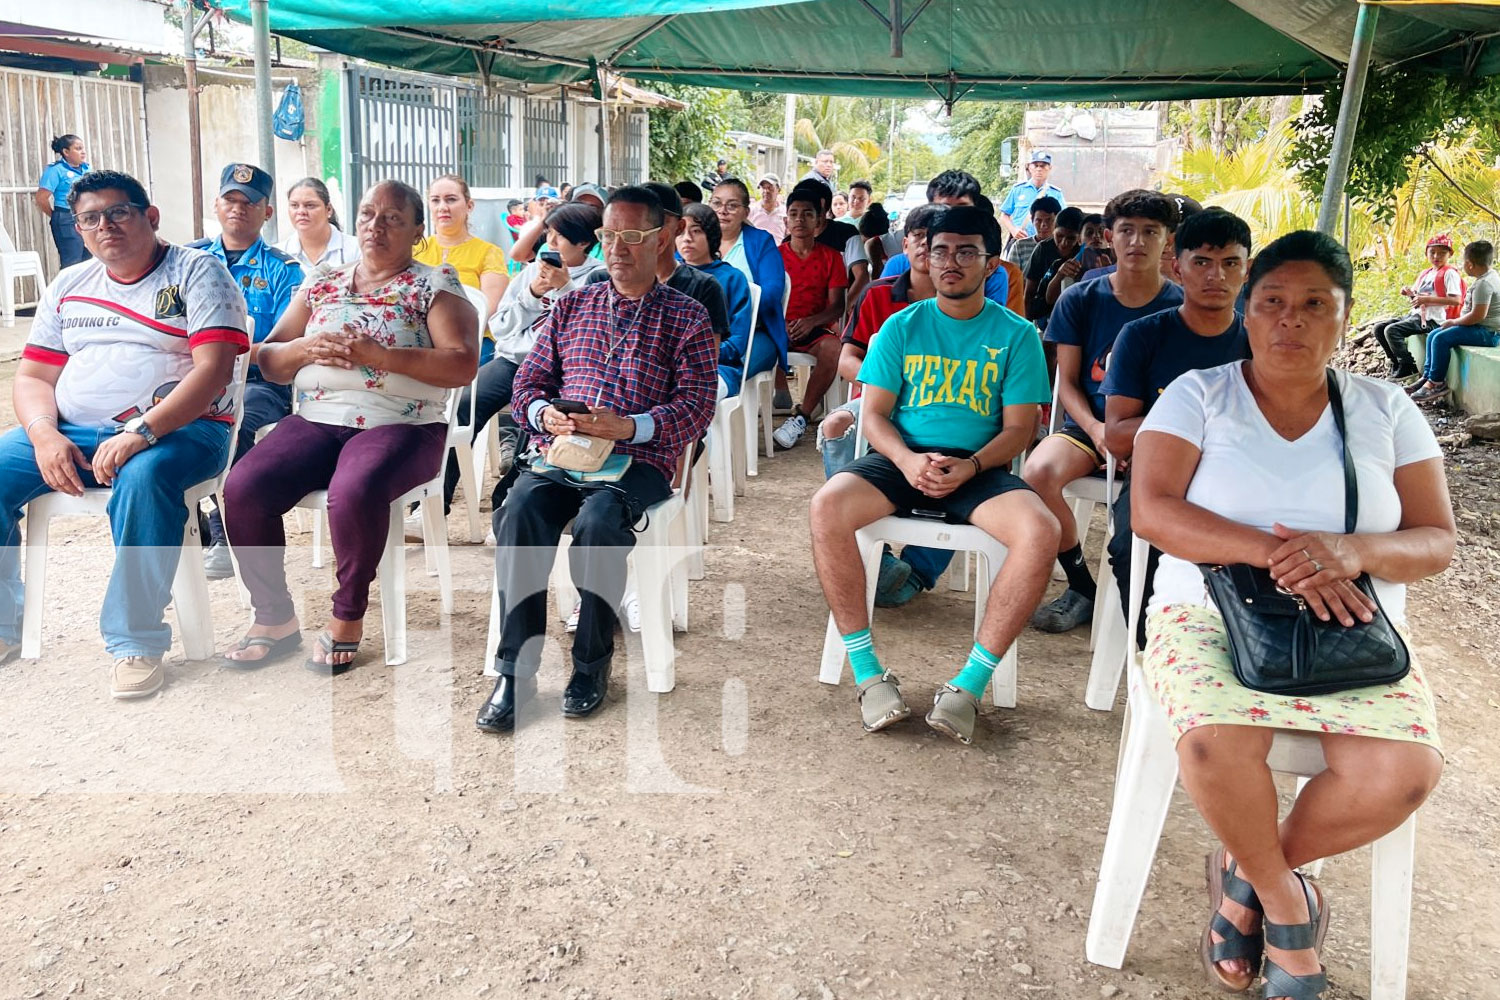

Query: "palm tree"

xmin=793 ymin=96 xmax=884 ymax=183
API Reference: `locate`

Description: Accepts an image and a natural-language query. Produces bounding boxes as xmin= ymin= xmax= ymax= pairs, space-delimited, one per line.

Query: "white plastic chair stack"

xmin=815 ymin=411 xmax=1020 ymax=706
xmin=482 ymin=450 xmax=696 ymax=693
xmin=0 ymin=221 xmax=47 ymax=328
xmin=1084 ymin=534 xmax=1418 ymax=1000
xmin=706 ymin=284 xmax=762 ymax=522
xmin=21 ymin=357 xmax=250 ymax=661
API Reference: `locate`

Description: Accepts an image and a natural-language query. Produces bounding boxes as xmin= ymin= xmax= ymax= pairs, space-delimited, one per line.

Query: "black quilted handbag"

xmin=1198 ymin=371 xmax=1410 ymax=697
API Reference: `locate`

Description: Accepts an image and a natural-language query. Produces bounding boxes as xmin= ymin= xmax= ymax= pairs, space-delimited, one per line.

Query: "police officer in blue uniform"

xmin=190 ymin=163 xmax=304 ymax=577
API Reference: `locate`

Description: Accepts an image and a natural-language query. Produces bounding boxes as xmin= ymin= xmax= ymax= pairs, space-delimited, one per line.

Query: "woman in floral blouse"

xmin=221 ymin=180 xmax=478 ymax=673
xmin=1130 ymin=231 xmax=1454 ymax=999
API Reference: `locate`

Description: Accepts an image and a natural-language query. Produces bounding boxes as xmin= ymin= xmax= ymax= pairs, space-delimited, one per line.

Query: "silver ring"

xmin=1312 ymin=560 xmax=1324 ymax=573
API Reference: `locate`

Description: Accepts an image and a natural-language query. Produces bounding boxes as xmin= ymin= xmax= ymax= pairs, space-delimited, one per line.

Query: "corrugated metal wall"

xmin=0 ymin=67 xmax=148 ymax=298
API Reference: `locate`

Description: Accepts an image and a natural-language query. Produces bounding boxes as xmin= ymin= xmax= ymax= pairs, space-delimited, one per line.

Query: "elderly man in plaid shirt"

xmin=477 ymin=186 xmax=717 ymax=732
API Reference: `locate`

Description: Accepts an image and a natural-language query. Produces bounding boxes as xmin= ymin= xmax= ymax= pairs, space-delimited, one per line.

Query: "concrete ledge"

xmin=1404 ymin=336 xmax=1500 ymax=413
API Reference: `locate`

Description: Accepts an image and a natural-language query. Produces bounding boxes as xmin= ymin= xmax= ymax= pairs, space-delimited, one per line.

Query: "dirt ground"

xmin=1 ymin=352 xmax=1497 ymax=1000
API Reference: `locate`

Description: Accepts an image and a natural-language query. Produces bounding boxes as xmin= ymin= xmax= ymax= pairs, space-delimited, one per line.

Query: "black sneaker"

xmin=1030 ymin=589 xmax=1095 ymax=633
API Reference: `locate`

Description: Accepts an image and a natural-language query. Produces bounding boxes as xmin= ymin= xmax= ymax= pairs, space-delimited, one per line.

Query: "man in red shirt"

xmin=773 ymin=186 xmax=849 ymax=449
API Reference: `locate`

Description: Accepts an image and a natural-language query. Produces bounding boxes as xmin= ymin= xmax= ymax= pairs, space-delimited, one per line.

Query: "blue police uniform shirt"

xmin=188 ymin=235 xmax=303 ymax=358
xmin=39 ymin=160 xmax=91 ymax=207
xmin=999 ymin=180 xmax=1067 ymax=236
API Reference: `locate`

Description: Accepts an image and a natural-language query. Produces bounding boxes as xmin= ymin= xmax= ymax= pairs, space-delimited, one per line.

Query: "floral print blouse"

xmin=293 ymin=259 xmax=465 ymax=429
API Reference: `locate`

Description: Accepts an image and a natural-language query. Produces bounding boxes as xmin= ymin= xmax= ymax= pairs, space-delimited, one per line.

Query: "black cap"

xmin=642 ymin=181 xmax=683 ymax=217
xmin=218 ymin=163 xmax=273 ymax=203
xmin=1164 ymin=193 xmax=1203 ymax=219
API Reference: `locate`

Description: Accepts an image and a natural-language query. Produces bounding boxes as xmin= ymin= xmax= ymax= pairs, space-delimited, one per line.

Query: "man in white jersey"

xmin=0 ymin=170 xmax=247 ymax=698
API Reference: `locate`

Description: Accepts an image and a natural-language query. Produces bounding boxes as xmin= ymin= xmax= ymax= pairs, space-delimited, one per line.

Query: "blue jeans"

xmin=1424 ymin=324 xmax=1500 ymax=382
xmin=819 ymin=396 xmax=954 ymax=589
xmin=0 ymin=419 xmax=230 ymax=657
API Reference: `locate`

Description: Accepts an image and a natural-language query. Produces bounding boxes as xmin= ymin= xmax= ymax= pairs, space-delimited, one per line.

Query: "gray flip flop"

xmin=220 ymin=631 xmax=303 ymax=670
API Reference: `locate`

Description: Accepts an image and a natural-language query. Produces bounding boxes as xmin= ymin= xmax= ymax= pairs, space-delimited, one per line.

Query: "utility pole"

xmin=251 ymin=0 xmax=277 ymax=242
xmin=182 ymin=1 xmax=212 ymax=239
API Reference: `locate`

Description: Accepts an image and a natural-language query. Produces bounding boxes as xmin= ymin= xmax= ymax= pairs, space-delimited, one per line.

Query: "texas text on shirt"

xmin=22 ymin=243 xmax=250 ymax=427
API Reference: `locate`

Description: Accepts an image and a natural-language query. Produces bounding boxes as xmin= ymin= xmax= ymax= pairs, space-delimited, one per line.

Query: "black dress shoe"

xmin=475 ymin=674 xmax=536 ymax=733
xmin=561 ymin=661 xmax=612 ymax=718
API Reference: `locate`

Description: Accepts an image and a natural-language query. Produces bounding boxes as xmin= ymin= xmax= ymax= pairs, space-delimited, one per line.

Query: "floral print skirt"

xmin=1142 ymin=604 xmax=1441 ymax=756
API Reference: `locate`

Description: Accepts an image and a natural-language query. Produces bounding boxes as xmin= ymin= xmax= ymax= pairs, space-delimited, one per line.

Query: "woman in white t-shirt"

xmin=1130 ymin=231 xmax=1455 ymax=1000
xmin=220 ymin=180 xmax=478 ymax=675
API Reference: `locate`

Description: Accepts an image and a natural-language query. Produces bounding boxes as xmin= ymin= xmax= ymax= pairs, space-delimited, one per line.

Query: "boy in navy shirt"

xmin=1101 ymin=208 xmax=1253 ymax=642
xmin=1023 ymin=189 xmax=1182 ymax=633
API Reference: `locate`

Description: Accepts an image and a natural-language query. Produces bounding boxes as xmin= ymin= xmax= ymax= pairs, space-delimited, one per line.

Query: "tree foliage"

xmin=1289 ymin=68 xmax=1500 ymax=220
xmin=945 ymin=102 xmax=1024 ymax=191
xmin=647 ymin=83 xmax=738 ymax=183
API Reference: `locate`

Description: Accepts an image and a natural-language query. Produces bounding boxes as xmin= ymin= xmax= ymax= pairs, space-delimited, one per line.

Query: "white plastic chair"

xmin=706 ymin=284 xmax=762 ymax=522
xmin=1 ymin=220 xmax=47 ymax=328
xmin=448 ymin=286 xmax=490 ymax=542
xmin=21 ymin=358 xmax=249 ymax=661
xmin=1084 ymin=534 xmax=1418 ymax=999
xmin=292 ymin=473 xmax=450 ymax=667
xmin=482 ymin=450 xmax=696 ymax=693
xmin=815 ymin=410 xmax=1020 ymax=706
xmin=786 ymin=350 xmax=847 ymax=421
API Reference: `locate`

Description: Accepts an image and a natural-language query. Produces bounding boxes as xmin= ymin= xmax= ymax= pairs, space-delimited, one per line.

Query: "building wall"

xmin=143 ymin=64 xmax=322 ymax=246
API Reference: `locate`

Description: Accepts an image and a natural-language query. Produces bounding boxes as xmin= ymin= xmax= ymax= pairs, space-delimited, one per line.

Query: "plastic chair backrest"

xmin=742 ymin=283 xmax=763 ymax=382
xmin=0 ymin=220 xmax=21 ymax=256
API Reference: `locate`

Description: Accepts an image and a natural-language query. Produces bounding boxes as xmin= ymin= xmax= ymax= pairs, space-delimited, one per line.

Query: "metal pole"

xmin=1316 ymin=2 xmax=1379 ymax=236
xmin=598 ymin=65 xmax=612 ymax=187
xmin=782 ymin=92 xmax=796 ymax=182
xmin=251 ymin=0 xmax=278 ymax=242
xmin=183 ymin=1 xmax=204 ymax=239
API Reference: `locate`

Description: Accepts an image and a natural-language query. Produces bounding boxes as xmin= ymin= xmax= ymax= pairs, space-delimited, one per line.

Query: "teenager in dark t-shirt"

xmin=1101 ymin=208 xmax=1253 ymax=645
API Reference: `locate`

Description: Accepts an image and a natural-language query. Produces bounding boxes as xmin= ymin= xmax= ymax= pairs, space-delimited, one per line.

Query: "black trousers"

xmin=492 ymin=463 xmax=671 ymax=678
xmin=442 ymin=356 xmax=520 ymax=513
xmin=1107 ymin=481 xmax=1161 ymax=650
xmin=1372 ymin=314 xmax=1432 ymax=366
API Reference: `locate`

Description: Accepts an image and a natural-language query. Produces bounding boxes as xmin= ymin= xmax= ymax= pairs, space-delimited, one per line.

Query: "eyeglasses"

xmin=595 ymin=227 xmax=662 ymax=246
xmin=707 ymin=199 xmax=745 ymax=211
xmin=927 ymin=247 xmax=991 ymax=266
xmin=74 ymin=203 xmax=142 ymax=231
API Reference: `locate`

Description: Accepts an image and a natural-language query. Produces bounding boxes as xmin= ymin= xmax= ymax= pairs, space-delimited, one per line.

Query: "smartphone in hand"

xmin=550 ymin=398 xmax=591 ymax=415
xmin=539 ymin=250 xmax=563 ymax=268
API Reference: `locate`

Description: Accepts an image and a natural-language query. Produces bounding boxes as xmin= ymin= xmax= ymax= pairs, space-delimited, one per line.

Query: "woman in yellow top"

xmin=414 ymin=174 xmax=508 ymax=326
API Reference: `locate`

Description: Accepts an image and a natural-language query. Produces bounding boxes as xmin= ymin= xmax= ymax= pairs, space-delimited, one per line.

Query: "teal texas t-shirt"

xmin=857 ymin=296 xmax=1050 ymax=453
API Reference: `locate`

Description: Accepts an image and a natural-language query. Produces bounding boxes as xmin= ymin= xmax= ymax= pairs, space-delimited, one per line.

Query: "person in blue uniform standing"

xmin=189 ymin=163 xmax=304 ymax=578
xmin=998 ymin=151 xmax=1066 ymax=243
xmin=35 ymin=134 xmax=92 ymax=268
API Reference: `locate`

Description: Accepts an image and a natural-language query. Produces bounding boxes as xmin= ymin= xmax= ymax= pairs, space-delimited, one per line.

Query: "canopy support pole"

xmin=854 ymin=0 xmax=934 ymax=58
xmin=251 ymin=0 xmax=277 ymax=242
xmin=182 ymin=1 xmax=212 ymax=240
xmin=783 ymin=93 xmax=797 ymax=182
xmin=599 ymin=64 xmax=612 ymax=187
xmin=1315 ymin=2 xmax=1379 ymax=237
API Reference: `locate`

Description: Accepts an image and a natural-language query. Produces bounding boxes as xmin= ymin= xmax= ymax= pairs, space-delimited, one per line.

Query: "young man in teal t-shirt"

xmin=809 ymin=206 xmax=1060 ymax=746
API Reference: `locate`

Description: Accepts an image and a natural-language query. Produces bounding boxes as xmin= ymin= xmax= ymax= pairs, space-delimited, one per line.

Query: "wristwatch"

xmin=122 ymin=415 xmax=159 ymax=447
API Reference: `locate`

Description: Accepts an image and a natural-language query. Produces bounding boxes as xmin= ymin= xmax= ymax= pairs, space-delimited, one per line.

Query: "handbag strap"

xmin=1325 ymin=369 xmax=1357 ymax=535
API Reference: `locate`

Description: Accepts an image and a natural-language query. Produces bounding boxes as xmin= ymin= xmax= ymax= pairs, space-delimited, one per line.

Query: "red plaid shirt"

xmin=513 ymin=278 xmax=718 ymax=479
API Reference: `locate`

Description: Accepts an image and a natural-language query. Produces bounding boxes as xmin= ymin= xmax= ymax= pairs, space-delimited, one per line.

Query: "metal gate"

xmin=523 ymin=93 xmax=567 ymax=187
xmin=609 ymin=111 xmax=649 ymax=187
xmin=346 ymin=65 xmax=515 ymax=212
xmin=0 ymin=67 xmax=148 ymax=287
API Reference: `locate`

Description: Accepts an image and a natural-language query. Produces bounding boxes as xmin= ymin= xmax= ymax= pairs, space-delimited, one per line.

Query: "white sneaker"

xmin=621 ymin=591 xmax=641 ymax=633
xmin=403 ymin=512 xmax=424 ymax=543
xmin=773 ymin=414 xmax=807 ymax=450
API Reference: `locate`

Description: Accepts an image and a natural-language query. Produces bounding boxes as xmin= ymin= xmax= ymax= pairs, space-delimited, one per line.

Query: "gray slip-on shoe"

xmin=857 ymin=671 xmax=911 ymax=733
xmin=926 ymin=683 xmax=979 ymax=745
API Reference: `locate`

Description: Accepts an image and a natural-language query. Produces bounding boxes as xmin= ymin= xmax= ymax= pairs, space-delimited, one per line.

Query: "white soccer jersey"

xmin=24 ymin=244 xmax=249 ymax=429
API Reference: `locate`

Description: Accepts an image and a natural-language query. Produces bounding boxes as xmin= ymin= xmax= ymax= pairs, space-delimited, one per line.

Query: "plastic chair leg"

xmin=633 ymin=538 xmax=676 ymax=693
xmin=1085 ymin=570 xmax=1127 ymax=711
xmin=708 ymin=408 xmax=734 ymax=523
xmin=422 ymin=495 xmax=453 ymax=615
xmin=378 ymin=506 xmax=407 ymax=665
xmin=311 ymin=508 xmax=326 ymax=569
xmin=1369 ymin=814 xmax=1416 ymax=1000
xmin=1085 ymin=705 xmax=1180 ymax=969
xmin=666 ymin=507 xmax=690 ymax=633
xmin=454 ymin=439 xmax=483 ymax=543
xmin=551 ymin=537 xmax=578 ymax=623
xmin=172 ymin=514 xmax=215 ymax=661
xmin=20 ymin=510 xmax=50 ymax=659
xmin=758 ymin=379 xmax=775 ymax=461
xmin=948 ymin=549 xmax=971 ymax=592
xmin=818 ymin=612 xmax=846 ymax=685
xmin=1088 ymin=543 xmax=1114 ymax=650
xmin=974 ymin=550 xmax=1018 ymax=709
xmin=731 ymin=405 xmax=748 ymax=497
xmin=483 ymin=575 xmax=502 ymax=678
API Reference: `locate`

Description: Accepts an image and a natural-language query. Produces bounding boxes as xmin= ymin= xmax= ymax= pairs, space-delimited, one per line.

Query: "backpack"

xmin=273 ymin=81 xmax=305 ymax=141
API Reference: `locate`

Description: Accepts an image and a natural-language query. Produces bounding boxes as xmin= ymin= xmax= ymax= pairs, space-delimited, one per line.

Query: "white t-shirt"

xmin=1139 ymin=362 xmax=1442 ymax=624
xmin=24 ymin=245 xmax=249 ymax=429
xmin=280 ymin=227 xmax=362 ymax=269
xmin=1412 ymin=264 xmax=1464 ymax=325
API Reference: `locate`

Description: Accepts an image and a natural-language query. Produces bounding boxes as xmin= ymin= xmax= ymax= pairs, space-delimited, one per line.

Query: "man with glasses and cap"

xmin=999 ymin=151 xmax=1067 ymax=243
xmin=475 ymin=185 xmax=716 ymax=734
xmin=189 ymin=163 xmax=304 ymax=578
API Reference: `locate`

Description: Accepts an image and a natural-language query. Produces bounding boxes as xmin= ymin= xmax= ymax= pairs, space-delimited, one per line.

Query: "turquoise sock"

xmin=842 ymin=628 xmax=883 ymax=684
xmin=950 ymin=642 xmax=1000 ymax=698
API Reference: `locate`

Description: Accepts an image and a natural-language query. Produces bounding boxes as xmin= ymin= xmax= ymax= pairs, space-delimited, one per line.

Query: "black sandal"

xmin=220 ymin=631 xmax=303 ymax=670
xmin=1260 ymin=873 xmax=1329 ymax=1000
xmin=1202 ymin=847 xmax=1264 ymax=992
xmin=303 ymin=630 xmax=362 ymax=676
